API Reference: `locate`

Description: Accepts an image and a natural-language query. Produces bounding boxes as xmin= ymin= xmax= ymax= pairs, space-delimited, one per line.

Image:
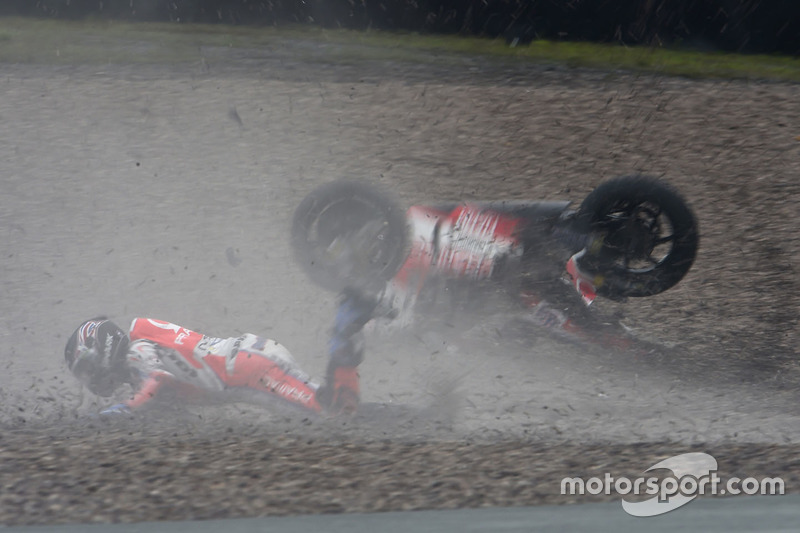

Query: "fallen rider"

xmin=64 ymin=290 xmax=376 ymax=417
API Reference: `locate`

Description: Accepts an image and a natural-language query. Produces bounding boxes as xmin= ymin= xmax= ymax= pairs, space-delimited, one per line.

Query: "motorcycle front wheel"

xmin=575 ymin=175 xmax=699 ymax=299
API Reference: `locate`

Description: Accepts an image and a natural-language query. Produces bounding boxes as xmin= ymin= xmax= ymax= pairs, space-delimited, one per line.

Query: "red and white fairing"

xmin=565 ymin=250 xmax=598 ymax=306
xmin=375 ymin=201 xmax=598 ymax=327
xmin=379 ymin=204 xmax=523 ymax=318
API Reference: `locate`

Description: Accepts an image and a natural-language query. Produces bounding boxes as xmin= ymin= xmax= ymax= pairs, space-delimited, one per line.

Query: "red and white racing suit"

xmin=122 ymin=318 xmax=321 ymax=412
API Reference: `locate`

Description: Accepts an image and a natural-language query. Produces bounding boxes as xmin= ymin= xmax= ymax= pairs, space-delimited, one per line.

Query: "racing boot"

xmin=316 ymin=364 xmax=360 ymax=415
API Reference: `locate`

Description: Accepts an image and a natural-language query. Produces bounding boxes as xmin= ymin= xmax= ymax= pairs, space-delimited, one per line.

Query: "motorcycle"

xmin=291 ymin=175 xmax=699 ymax=352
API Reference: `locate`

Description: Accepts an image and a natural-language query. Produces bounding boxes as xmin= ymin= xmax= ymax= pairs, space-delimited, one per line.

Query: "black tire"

xmin=291 ymin=181 xmax=408 ymax=294
xmin=575 ymin=175 xmax=698 ymax=298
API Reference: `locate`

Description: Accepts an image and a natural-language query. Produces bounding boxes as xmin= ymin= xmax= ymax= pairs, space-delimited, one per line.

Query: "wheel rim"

xmin=595 ymin=200 xmax=678 ymax=274
xmin=308 ymin=198 xmax=398 ymax=286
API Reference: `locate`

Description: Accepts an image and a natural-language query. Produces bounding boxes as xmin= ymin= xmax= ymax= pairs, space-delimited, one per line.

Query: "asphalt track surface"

xmin=4 ymin=495 xmax=800 ymax=532
xmin=1 ymin=40 xmax=799 ymax=526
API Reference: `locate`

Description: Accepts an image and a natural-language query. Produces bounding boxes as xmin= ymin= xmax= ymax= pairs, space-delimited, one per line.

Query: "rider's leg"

xmin=317 ymin=289 xmax=378 ymax=413
xmin=208 ymin=335 xmax=321 ymax=412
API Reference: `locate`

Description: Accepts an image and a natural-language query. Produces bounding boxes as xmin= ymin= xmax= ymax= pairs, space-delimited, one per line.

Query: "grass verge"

xmin=0 ymin=16 xmax=798 ymax=81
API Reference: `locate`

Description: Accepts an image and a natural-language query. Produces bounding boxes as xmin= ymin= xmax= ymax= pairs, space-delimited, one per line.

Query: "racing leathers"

xmin=105 ymin=300 xmax=376 ymax=415
xmin=112 ymin=317 xmax=321 ymax=413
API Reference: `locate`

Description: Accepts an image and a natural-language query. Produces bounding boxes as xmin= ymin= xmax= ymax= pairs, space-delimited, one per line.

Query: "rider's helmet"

xmin=64 ymin=317 xmax=130 ymax=397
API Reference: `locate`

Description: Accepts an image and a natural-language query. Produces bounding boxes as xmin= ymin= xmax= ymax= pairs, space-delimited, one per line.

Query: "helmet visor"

xmin=70 ymin=345 xmax=119 ymax=397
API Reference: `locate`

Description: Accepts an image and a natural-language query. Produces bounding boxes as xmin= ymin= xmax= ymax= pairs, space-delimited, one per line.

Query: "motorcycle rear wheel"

xmin=291 ymin=180 xmax=408 ymax=294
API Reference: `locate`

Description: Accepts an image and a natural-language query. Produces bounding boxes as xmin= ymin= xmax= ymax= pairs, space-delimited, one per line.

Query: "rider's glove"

xmin=99 ymin=403 xmax=132 ymax=416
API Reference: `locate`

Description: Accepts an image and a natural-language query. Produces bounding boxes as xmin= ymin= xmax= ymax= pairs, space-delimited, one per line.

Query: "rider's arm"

xmin=123 ymin=340 xmax=175 ymax=410
xmin=99 ymin=370 xmax=172 ymax=415
xmin=126 ymin=370 xmax=173 ymax=409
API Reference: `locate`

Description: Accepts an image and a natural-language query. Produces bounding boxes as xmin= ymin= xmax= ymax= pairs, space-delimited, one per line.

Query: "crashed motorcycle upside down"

xmin=291 ymin=175 xmax=699 ymax=352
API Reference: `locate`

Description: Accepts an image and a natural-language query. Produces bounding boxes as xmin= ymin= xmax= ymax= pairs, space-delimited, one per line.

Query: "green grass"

xmin=1 ymin=16 xmax=798 ymax=81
